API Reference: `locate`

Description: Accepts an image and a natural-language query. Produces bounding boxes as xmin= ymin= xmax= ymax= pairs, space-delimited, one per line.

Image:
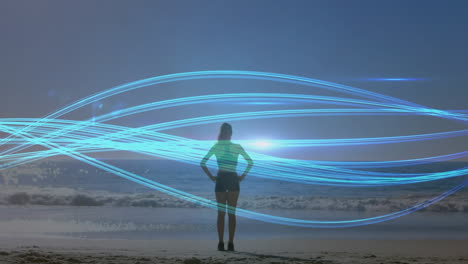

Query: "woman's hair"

xmin=218 ymin=122 xmax=232 ymax=141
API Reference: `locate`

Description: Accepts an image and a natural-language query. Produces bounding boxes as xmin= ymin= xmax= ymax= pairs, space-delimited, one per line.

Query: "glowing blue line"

xmin=1 ymin=121 xmax=465 ymax=227
xmin=0 ymin=71 xmax=466 ymax=228
xmin=0 ymin=116 xmax=465 ymax=186
xmin=0 ymin=70 xmax=442 ymax=155
xmin=366 ymin=78 xmax=426 ymax=81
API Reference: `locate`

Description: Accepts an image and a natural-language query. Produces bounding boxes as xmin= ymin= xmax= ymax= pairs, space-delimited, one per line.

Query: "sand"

xmin=0 ymin=237 xmax=467 ymax=264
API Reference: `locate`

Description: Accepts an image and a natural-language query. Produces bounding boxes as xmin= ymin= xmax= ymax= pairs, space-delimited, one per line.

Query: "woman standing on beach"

xmin=200 ymin=123 xmax=254 ymax=251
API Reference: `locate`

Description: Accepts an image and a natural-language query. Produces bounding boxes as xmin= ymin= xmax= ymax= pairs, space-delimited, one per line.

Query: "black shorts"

xmin=215 ymin=171 xmax=240 ymax=192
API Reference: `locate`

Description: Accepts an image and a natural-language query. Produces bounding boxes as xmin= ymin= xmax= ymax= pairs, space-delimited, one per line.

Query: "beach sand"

xmin=0 ymin=237 xmax=466 ymax=264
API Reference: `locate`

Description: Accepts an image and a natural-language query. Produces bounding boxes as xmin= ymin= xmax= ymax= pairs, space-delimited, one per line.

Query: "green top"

xmin=200 ymin=140 xmax=253 ymax=173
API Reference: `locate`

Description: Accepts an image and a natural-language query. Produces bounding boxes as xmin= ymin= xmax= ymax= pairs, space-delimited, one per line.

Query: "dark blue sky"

xmin=1 ymin=0 xmax=466 ymax=161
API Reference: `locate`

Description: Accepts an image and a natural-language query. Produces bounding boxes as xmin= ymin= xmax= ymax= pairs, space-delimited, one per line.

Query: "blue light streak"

xmin=366 ymin=78 xmax=426 ymax=81
xmin=0 ymin=70 xmax=466 ymax=228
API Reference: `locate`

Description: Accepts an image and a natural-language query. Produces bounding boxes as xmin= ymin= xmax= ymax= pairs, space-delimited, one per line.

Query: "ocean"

xmin=0 ymin=160 xmax=466 ymax=240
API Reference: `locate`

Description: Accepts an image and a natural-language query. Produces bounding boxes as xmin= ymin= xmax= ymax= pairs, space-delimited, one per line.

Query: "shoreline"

xmin=0 ymin=237 xmax=467 ymax=263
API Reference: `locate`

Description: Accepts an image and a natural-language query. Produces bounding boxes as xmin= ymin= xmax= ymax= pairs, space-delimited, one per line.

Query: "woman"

xmin=200 ymin=122 xmax=254 ymax=251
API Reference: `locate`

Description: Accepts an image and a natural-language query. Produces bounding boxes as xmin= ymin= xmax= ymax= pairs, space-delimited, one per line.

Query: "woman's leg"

xmin=215 ymin=192 xmax=228 ymax=242
xmin=227 ymin=191 xmax=240 ymax=243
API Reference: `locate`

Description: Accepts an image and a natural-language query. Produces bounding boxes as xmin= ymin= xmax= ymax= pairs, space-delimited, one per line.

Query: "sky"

xmin=0 ymin=0 xmax=466 ymax=161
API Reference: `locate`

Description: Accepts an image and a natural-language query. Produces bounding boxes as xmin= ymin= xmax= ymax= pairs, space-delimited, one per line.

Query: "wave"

xmin=0 ymin=185 xmax=466 ymax=213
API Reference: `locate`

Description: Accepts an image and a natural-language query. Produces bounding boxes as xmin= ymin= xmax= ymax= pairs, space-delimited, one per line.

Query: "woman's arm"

xmin=238 ymin=145 xmax=254 ymax=182
xmin=200 ymin=144 xmax=217 ymax=182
